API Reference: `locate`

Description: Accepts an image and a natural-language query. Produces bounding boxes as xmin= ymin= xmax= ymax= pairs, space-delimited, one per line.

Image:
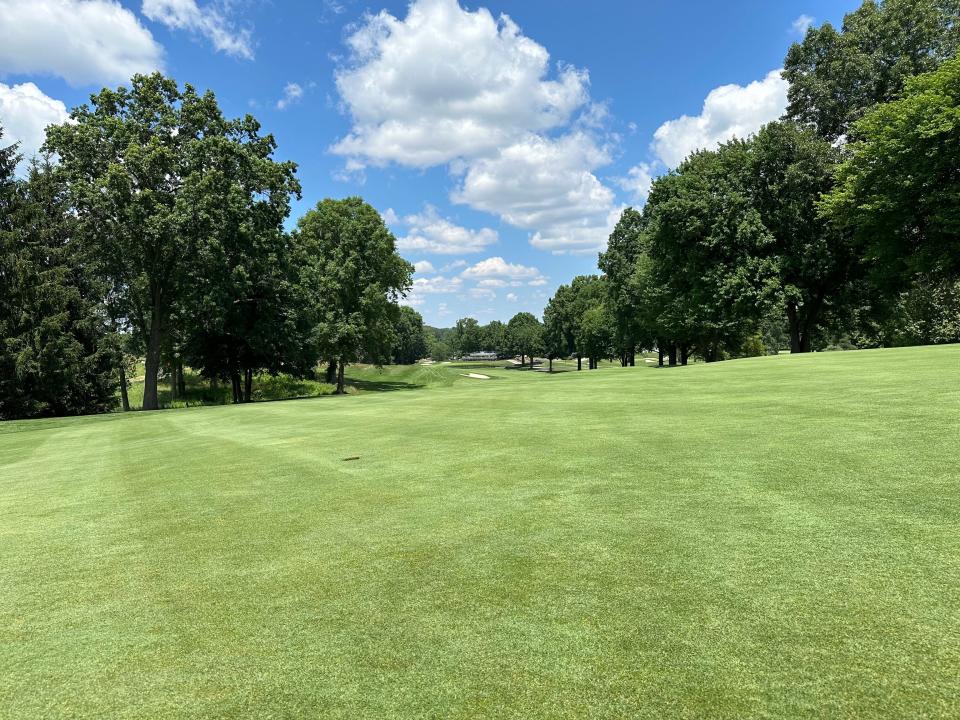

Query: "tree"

xmin=506 ymin=312 xmax=544 ymax=367
xmin=599 ymin=207 xmax=647 ymax=365
xmin=823 ymin=58 xmax=960 ymax=283
xmin=391 ymin=306 xmax=429 ymax=364
xmin=480 ymin=320 xmax=508 ymax=357
xmin=747 ymin=121 xmax=856 ymax=352
xmin=293 ymin=197 xmax=412 ymax=394
xmin=45 ymin=73 xmax=298 ymax=410
xmin=783 ymin=0 xmax=960 ymax=141
xmin=577 ymin=303 xmax=615 ymax=370
xmin=0 ymin=141 xmax=117 ymax=419
xmin=453 ymin=317 xmax=482 ymax=357
xmin=644 ymin=145 xmax=780 ymax=361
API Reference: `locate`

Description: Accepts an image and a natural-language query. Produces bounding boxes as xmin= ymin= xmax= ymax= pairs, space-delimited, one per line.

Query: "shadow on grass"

xmin=344 ymin=377 xmax=425 ymax=393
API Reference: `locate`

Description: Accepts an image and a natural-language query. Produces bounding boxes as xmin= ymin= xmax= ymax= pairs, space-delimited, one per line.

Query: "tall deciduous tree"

xmin=644 ymin=144 xmax=780 ymax=360
xmin=45 ymin=73 xmax=296 ymax=410
xmin=391 ymin=306 xmax=429 ymax=365
xmin=783 ymin=0 xmax=960 ymax=141
xmin=823 ymin=58 xmax=960 ymax=282
xmin=293 ymin=197 xmax=412 ymax=394
xmin=599 ymin=207 xmax=654 ymax=365
xmin=747 ymin=121 xmax=855 ymax=352
xmin=506 ymin=312 xmax=544 ymax=367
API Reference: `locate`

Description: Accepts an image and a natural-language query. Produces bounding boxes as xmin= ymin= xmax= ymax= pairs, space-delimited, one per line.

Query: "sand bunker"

xmin=460 ymin=373 xmax=491 ymax=379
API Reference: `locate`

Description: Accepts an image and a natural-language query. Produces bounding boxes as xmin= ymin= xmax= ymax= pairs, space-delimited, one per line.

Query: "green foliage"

xmin=0 ymin=142 xmax=117 ymax=419
xmin=823 ymin=57 xmax=960 ymax=281
xmin=292 ymin=197 xmax=413 ymax=392
xmin=453 ymin=317 xmax=482 ymax=356
xmin=43 ymin=73 xmax=299 ymax=409
xmin=506 ymin=311 xmax=544 ymax=360
xmin=391 ymin=306 xmax=429 ymax=364
xmin=783 ymin=0 xmax=960 ymax=140
xmin=644 ymin=143 xmax=780 ymax=358
xmin=480 ymin=320 xmax=508 ymax=357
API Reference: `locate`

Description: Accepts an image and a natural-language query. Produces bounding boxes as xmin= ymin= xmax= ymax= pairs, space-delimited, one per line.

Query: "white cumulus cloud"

xmin=651 ymin=69 xmax=788 ymax=168
xmin=0 ymin=0 xmax=163 ymax=86
xmin=461 ymin=256 xmax=540 ymax=280
xmin=413 ymin=260 xmax=435 ymax=274
xmin=331 ymin=0 xmax=588 ymax=167
xmin=395 ymin=205 xmax=498 ymax=255
xmin=453 ymin=133 xmax=621 ymax=254
xmin=142 ymin=0 xmax=253 ymax=59
xmin=0 ymin=82 xmax=69 ymax=173
xmin=618 ymin=162 xmax=655 ymax=205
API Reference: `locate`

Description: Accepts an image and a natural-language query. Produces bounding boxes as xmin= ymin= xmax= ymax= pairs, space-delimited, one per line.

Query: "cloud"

xmin=506 ymin=292 xmax=518 ymax=302
xmin=469 ymin=287 xmax=496 ymax=300
xmin=461 ymin=256 xmax=540 ymax=280
xmin=528 ymin=277 xmax=548 ymax=287
xmin=440 ymin=259 xmax=467 ymax=272
xmin=617 ymin=162 xmax=654 ymax=205
xmin=413 ymin=260 xmax=435 ymax=274
xmin=277 ymin=82 xmax=304 ymax=110
xmin=453 ymin=133 xmax=621 ymax=253
xmin=651 ymin=69 xmax=788 ymax=168
xmin=792 ymin=14 xmax=815 ymax=35
xmin=331 ymin=0 xmax=587 ymax=167
xmin=0 ymin=0 xmax=163 ymax=86
xmin=0 ymin=82 xmax=69 ymax=173
xmin=411 ymin=275 xmax=462 ymax=293
xmin=142 ymin=0 xmax=253 ymax=59
xmin=395 ymin=205 xmax=498 ymax=255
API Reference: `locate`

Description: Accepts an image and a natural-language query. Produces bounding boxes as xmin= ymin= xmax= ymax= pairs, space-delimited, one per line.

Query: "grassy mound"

xmin=1 ymin=346 xmax=958 ymax=718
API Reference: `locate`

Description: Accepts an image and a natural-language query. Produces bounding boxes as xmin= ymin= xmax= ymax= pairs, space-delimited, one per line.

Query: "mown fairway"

xmin=1 ymin=346 xmax=958 ymax=719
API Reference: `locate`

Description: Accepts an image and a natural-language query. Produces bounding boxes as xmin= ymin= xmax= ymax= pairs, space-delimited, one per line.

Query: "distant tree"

xmin=453 ymin=317 xmax=482 ymax=356
xmin=783 ymin=0 xmax=960 ymax=141
xmin=577 ymin=303 xmax=615 ymax=370
xmin=480 ymin=320 xmax=508 ymax=357
xmin=391 ymin=306 xmax=429 ymax=364
xmin=426 ymin=337 xmax=452 ymax=362
xmin=506 ymin=312 xmax=544 ymax=367
xmin=45 ymin=73 xmax=297 ymax=410
xmin=823 ymin=58 xmax=960 ymax=283
xmin=292 ymin=197 xmax=412 ymax=394
xmin=543 ymin=286 xmax=573 ymax=372
xmin=0 ymin=145 xmax=117 ymax=419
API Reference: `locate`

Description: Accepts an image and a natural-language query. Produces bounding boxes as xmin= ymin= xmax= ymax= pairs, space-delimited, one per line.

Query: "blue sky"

xmin=0 ymin=0 xmax=858 ymax=326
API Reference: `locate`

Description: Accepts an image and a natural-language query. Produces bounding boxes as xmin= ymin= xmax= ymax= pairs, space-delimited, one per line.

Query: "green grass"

xmin=2 ymin=346 xmax=958 ymax=718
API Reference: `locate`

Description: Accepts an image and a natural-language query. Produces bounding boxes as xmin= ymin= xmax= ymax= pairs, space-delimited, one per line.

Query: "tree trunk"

xmin=629 ymin=352 xmax=635 ymax=367
xmin=658 ymin=342 xmax=664 ymax=367
xmin=118 ymin=363 xmax=130 ymax=412
xmin=680 ymin=345 xmax=689 ymax=366
xmin=325 ymin=360 xmax=337 ymax=384
xmin=142 ymin=305 xmax=163 ymax=411
xmin=230 ymin=369 xmax=242 ymax=404
xmin=549 ymin=357 xmax=553 ymax=372
xmin=177 ymin=362 xmax=186 ymax=396
xmin=521 ymin=353 xmax=526 ymax=366
xmin=170 ymin=365 xmax=179 ymax=400
xmin=336 ymin=359 xmax=346 ymax=394
xmin=577 ymin=354 xmax=582 ymax=371
xmin=668 ymin=344 xmax=678 ymax=367
xmin=243 ymin=368 xmax=253 ymax=403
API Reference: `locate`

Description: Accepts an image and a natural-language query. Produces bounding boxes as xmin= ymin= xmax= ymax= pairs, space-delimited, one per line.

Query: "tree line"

xmin=1 ymin=74 xmax=413 ymax=419
xmin=538 ymin=0 xmax=960 ymax=368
